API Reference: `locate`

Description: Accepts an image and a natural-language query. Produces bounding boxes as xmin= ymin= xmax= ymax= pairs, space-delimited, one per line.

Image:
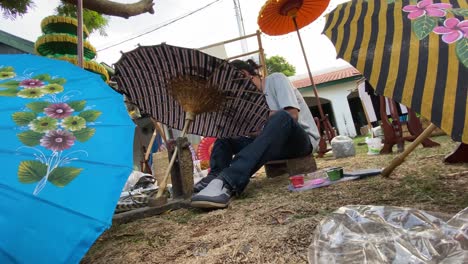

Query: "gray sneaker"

xmin=191 ymin=178 xmax=232 ymax=209
xmin=193 ymin=173 xmax=217 ymax=193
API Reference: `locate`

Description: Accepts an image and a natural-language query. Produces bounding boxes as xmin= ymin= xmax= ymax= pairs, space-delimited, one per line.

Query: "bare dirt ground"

xmin=83 ymin=136 xmax=468 ymax=264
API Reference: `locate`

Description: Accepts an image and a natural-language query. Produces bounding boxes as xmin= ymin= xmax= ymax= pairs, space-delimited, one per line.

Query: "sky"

xmin=0 ymin=0 xmax=351 ymax=75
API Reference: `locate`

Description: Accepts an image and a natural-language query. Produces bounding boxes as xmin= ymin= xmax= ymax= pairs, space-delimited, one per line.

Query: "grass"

xmin=82 ymin=135 xmax=468 ymax=264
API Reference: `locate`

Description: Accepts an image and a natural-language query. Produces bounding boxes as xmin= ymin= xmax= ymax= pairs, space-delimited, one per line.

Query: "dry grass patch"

xmin=83 ymin=136 xmax=467 ymax=264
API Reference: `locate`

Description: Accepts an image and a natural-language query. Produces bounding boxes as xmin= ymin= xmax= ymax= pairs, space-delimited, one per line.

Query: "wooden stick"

xmin=226 ymin=50 xmax=260 ymax=61
xmin=155 ymin=113 xmax=194 ymax=198
xmin=144 ymin=128 xmax=158 ymax=162
xmin=151 ymin=119 xmax=167 ymax=146
xmin=359 ymin=97 xmax=374 ymax=137
xmin=382 ymin=123 xmax=438 ymax=177
xmin=256 ymin=30 xmax=267 ymax=77
xmin=198 ymin=32 xmax=257 ymax=50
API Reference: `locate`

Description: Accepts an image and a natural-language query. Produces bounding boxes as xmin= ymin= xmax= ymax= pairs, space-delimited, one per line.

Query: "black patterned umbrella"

xmin=114 ymin=43 xmax=269 ymax=138
xmin=114 ymin=43 xmax=270 ymax=198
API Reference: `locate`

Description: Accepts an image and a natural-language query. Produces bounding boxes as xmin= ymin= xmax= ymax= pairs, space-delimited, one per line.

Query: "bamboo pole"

xmin=198 ymin=32 xmax=258 ymax=51
xmin=77 ymin=0 xmax=84 ymax=68
xmin=381 ymin=123 xmax=438 ymax=177
xmin=256 ymin=30 xmax=267 ymax=77
xmin=151 ymin=119 xmax=167 ymax=146
xmin=292 ymin=16 xmax=324 ymax=120
xmin=155 ymin=112 xmax=195 ymax=198
xmin=226 ymin=50 xmax=261 ymax=60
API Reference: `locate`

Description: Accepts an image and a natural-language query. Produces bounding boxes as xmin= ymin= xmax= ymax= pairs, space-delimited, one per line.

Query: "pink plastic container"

xmin=289 ymin=175 xmax=304 ymax=188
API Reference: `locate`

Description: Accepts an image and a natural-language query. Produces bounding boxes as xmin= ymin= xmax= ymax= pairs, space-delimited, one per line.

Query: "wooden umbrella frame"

xmin=276 ymin=2 xmax=336 ymax=155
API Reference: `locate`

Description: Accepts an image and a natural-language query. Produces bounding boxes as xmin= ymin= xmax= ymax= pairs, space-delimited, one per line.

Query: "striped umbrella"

xmin=114 ymin=43 xmax=269 ymax=138
xmin=324 ymin=0 xmax=467 ymax=143
xmin=323 ymin=0 xmax=467 ymax=175
xmin=114 ymin=43 xmax=269 ymax=198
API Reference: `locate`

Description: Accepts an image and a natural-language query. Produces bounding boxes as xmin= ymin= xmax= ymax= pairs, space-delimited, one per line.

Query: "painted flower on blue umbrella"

xmin=19 ymin=79 xmax=45 ymax=88
xmin=0 ymin=71 xmax=15 ymax=80
xmin=17 ymin=87 xmax=44 ymax=98
xmin=42 ymin=84 xmax=64 ymax=94
xmin=402 ymin=0 xmax=452 ymax=20
xmin=433 ymin=18 xmax=468 ymax=44
xmin=40 ymin=130 xmax=76 ymax=151
xmin=44 ymin=103 xmax=74 ymax=119
xmin=29 ymin=116 xmax=58 ymax=133
xmin=62 ymin=116 xmax=86 ymax=131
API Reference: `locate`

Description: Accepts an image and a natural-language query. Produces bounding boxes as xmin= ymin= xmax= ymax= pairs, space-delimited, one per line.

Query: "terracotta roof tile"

xmin=291 ymin=67 xmax=362 ymax=89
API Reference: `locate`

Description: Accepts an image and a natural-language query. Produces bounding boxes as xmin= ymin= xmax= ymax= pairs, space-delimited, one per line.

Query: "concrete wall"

xmin=299 ymin=80 xmax=358 ymax=137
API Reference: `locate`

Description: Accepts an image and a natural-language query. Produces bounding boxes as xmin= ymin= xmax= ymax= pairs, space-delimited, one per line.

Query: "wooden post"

xmin=406 ymin=108 xmax=440 ymax=148
xmin=170 ymin=137 xmax=194 ymax=199
xmin=382 ymin=124 xmax=438 ymax=177
xmin=256 ymin=30 xmax=267 ymax=77
xmin=155 ymin=112 xmax=194 ymax=198
xmin=444 ymin=143 xmax=468 ymax=164
xmin=77 ymin=0 xmax=84 ymax=68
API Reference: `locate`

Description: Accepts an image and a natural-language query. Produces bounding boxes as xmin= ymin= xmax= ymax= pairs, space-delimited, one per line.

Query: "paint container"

xmin=289 ymin=175 xmax=304 ymax=188
xmin=326 ymin=167 xmax=343 ymax=181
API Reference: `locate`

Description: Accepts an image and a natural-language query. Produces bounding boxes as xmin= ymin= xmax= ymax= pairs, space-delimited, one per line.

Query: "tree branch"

xmin=63 ymin=0 xmax=155 ymax=18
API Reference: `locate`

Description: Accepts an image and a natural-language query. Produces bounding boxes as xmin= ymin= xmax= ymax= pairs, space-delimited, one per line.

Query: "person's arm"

xmin=269 ymin=73 xmax=300 ymax=121
xmin=269 ymin=108 xmax=299 ymax=121
xmin=284 ymin=107 xmax=299 ymax=121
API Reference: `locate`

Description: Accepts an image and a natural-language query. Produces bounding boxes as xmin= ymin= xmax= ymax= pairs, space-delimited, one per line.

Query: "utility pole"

xmin=233 ymin=0 xmax=248 ymax=54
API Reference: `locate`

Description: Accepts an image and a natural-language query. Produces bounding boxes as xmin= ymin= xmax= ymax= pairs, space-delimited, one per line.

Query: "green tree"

xmin=265 ymin=55 xmax=296 ymax=77
xmin=0 ymin=0 xmax=33 ymax=18
xmin=55 ymin=2 xmax=109 ymax=36
xmin=0 ymin=0 xmax=154 ymax=19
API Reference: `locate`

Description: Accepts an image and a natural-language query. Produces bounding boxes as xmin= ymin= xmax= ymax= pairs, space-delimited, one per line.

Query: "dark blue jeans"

xmin=208 ymin=110 xmax=313 ymax=194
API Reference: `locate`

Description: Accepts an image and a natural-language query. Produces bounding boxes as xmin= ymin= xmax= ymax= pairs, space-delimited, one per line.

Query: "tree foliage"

xmin=0 ymin=0 xmax=34 ymax=18
xmin=265 ymin=55 xmax=296 ymax=77
xmin=55 ymin=2 xmax=109 ymax=36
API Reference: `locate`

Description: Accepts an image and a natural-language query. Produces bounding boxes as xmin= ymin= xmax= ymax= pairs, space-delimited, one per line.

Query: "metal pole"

xmin=233 ymin=0 xmax=248 ymax=54
xmin=292 ymin=16 xmax=325 ymax=119
xmin=77 ymin=0 xmax=84 ymax=68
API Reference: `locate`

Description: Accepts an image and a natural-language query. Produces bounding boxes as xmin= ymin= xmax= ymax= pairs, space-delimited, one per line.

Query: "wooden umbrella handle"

xmin=382 ymin=123 xmax=438 ymax=177
xmin=151 ymin=118 xmax=167 ymax=146
xmin=155 ymin=113 xmax=194 ymax=198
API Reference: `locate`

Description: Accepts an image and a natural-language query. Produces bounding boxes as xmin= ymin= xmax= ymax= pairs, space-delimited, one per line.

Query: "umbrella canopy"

xmin=113 ymin=43 xmax=270 ymax=138
xmin=0 ymin=55 xmax=134 ymax=263
xmin=197 ymin=137 xmax=217 ymax=162
xmin=258 ymin=0 xmax=331 ymax=36
xmin=323 ymin=0 xmax=468 ymax=143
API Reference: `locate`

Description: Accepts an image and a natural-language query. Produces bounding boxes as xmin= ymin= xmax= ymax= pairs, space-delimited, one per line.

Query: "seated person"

xmin=191 ymin=59 xmax=320 ymax=209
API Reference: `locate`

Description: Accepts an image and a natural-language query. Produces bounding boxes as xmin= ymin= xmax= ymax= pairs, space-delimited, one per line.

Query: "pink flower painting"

xmin=44 ymin=103 xmax=74 ymax=119
xmin=40 ymin=130 xmax=76 ymax=151
xmin=402 ymin=0 xmax=452 ymax=20
xmin=433 ymin=18 xmax=468 ymax=44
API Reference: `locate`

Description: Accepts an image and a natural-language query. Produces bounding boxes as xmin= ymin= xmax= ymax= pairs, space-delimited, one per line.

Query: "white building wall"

xmin=299 ymin=81 xmax=358 ymax=137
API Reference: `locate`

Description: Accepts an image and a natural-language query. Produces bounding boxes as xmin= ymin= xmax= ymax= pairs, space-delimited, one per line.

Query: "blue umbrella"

xmin=0 ymin=54 xmax=134 ymax=263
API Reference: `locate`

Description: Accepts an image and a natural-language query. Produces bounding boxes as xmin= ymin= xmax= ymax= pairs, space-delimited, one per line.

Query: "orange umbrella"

xmin=258 ymin=0 xmax=334 ymax=156
xmin=258 ymin=0 xmax=330 ymax=36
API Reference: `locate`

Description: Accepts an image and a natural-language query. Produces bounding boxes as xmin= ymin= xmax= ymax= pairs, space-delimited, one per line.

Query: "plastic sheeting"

xmin=309 ymin=206 xmax=468 ymax=264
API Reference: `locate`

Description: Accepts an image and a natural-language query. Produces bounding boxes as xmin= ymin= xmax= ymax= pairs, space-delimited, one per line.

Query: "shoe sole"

xmin=190 ymin=200 xmax=230 ymax=209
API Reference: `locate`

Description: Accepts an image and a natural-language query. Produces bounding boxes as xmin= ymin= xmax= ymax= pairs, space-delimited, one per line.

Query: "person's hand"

xmin=247 ymin=130 xmax=262 ymax=137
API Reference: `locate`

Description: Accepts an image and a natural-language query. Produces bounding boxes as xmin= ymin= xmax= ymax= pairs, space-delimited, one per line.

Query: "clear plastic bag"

xmin=309 ymin=206 xmax=468 ymax=263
